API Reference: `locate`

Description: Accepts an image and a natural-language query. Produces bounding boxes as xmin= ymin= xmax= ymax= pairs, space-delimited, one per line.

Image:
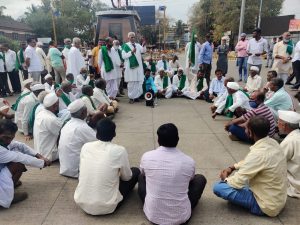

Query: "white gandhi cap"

xmin=278 ymin=110 xmax=300 ymax=124
xmin=227 ymin=82 xmax=240 ymax=91
xmin=31 ymin=83 xmax=45 ymax=91
xmin=67 ymin=99 xmax=85 ymax=113
xmin=43 ymin=92 xmax=58 ymax=107
xmin=250 ymin=66 xmax=259 ymax=72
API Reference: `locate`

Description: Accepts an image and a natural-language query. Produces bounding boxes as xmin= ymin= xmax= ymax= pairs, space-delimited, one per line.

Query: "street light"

xmin=258 ymin=0 xmax=263 ymax=28
xmin=238 ymin=0 xmax=246 ymax=38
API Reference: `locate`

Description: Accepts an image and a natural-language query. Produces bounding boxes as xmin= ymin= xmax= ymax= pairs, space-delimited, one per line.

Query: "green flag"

xmin=189 ymin=31 xmax=196 ymax=66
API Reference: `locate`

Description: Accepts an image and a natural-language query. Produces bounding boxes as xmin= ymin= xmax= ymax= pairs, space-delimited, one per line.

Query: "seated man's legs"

xmin=7 ymin=162 xmax=27 ymax=186
xmin=213 ymin=182 xmax=264 ymax=216
xmin=188 ymin=174 xmax=207 ymax=209
xmin=165 ymin=87 xmax=173 ymax=99
xmin=88 ymin=111 xmax=106 ymax=128
xmin=228 ymin=124 xmax=251 ymax=143
xmin=138 ymin=174 xmax=146 ymax=203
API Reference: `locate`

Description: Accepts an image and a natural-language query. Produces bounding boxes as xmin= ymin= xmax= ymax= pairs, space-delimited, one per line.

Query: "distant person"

xmin=138 ymin=123 xmax=206 ymax=225
xmin=216 ymin=37 xmax=229 ymax=76
xmin=214 ymin=116 xmax=287 ymax=217
xmin=36 ymin=42 xmax=48 ymax=82
xmin=198 ymin=33 xmax=213 ymax=85
xmin=235 ymin=33 xmax=249 ymax=82
xmin=62 ymin=38 xmax=71 ymax=66
xmin=266 ymin=37 xmax=277 ymax=68
xmin=74 ymin=118 xmax=140 ymax=215
xmin=263 ymin=70 xmax=277 ymax=100
xmin=244 ymin=66 xmax=262 ymax=94
xmin=208 ymin=69 xmax=225 ymax=102
xmin=0 ymin=44 xmax=12 ymax=97
xmin=91 ymin=40 xmax=102 ymax=78
xmin=154 ymin=68 xmax=173 ymax=99
xmin=17 ymin=42 xmax=29 ymax=80
xmin=185 ymin=34 xmax=201 ymax=72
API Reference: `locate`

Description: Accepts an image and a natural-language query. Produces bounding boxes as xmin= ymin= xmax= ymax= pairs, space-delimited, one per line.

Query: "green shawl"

xmin=19 ymin=49 xmax=25 ymax=64
xmin=0 ymin=52 xmax=4 ymax=62
xmin=163 ymin=60 xmax=167 ymax=70
xmin=286 ymin=40 xmax=294 ymax=55
xmin=81 ymin=95 xmax=96 ymax=110
xmin=60 ymin=93 xmax=71 ymax=106
xmin=101 ymin=46 xmax=114 ymax=72
xmin=189 ymin=31 xmax=196 ymax=66
xmin=224 ymin=95 xmax=234 ymax=118
xmin=11 ymin=92 xmax=30 ymax=111
xmin=150 ymin=62 xmax=156 ymax=73
xmin=29 ymin=103 xmax=40 ymax=133
xmin=64 ymin=45 xmax=71 ymax=49
xmin=197 ymin=77 xmax=204 ymax=92
xmin=163 ymin=76 xmax=169 ymax=89
xmin=178 ymin=75 xmax=187 ymax=91
xmin=117 ymin=49 xmax=124 ymax=62
xmin=122 ymin=43 xmax=139 ymax=69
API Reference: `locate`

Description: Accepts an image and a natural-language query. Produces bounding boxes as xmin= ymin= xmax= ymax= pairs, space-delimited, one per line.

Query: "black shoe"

xmin=129 ymin=99 xmax=134 ymax=104
xmin=285 ymin=82 xmax=293 ymax=85
xmin=134 ymin=98 xmax=140 ymax=102
xmin=12 ymin=192 xmax=28 ymax=205
xmin=116 ymin=94 xmax=124 ymax=97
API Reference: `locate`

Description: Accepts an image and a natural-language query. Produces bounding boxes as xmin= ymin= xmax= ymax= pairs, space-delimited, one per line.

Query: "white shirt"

xmin=92 ymin=87 xmax=111 ymax=107
xmin=62 ymin=48 xmax=70 ymax=61
xmin=280 ymin=129 xmax=300 ymax=198
xmin=14 ymin=88 xmax=31 ymax=132
xmin=172 ymin=74 xmax=189 ymax=92
xmin=21 ymin=93 xmax=39 ymax=136
xmin=228 ymin=90 xmax=251 ymax=112
xmin=81 ymin=96 xmax=97 ymax=115
xmin=44 ymin=82 xmax=54 ymax=92
xmin=4 ymin=49 xmax=16 ymax=72
xmin=247 ymin=37 xmax=268 ymax=65
xmin=98 ymin=47 xmax=121 ymax=81
xmin=24 ymin=45 xmax=43 ymax=72
xmin=292 ymin=41 xmax=300 ymax=62
xmin=245 ymin=75 xmax=262 ymax=93
xmin=58 ymin=118 xmax=96 ymax=178
xmin=66 ymin=47 xmax=85 ymax=80
xmin=74 ymin=141 xmax=132 ymax=215
xmin=0 ymin=52 xmax=5 ymax=72
xmin=156 ymin=60 xmax=172 ymax=73
xmin=154 ymin=75 xmax=171 ymax=91
xmin=76 ymin=74 xmax=90 ymax=90
xmin=87 ymin=49 xmax=93 ymax=66
xmin=36 ymin=47 xmax=47 ymax=69
xmin=34 ymin=108 xmax=63 ymax=161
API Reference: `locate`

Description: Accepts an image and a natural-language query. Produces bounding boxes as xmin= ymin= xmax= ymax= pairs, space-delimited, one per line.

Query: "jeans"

xmin=237 ymin=57 xmax=248 ymax=82
xmin=228 ymin=124 xmax=251 ymax=143
xmin=213 ymin=181 xmax=264 ymax=216
xmin=201 ymin=63 xmax=212 ymax=86
xmin=0 ymin=72 xmax=11 ymax=95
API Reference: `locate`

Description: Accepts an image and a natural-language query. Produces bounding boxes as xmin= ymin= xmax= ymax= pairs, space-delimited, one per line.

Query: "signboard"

xmin=289 ymin=19 xmax=300 ymax=32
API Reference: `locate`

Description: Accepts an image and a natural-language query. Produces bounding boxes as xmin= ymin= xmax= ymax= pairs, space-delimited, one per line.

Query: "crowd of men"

xmin=0 ymin=28 xmax=300 ymax=225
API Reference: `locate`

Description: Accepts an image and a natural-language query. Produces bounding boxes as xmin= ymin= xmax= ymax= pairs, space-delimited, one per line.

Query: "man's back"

xmin=140 ymin=146 xmax=195 ymax=225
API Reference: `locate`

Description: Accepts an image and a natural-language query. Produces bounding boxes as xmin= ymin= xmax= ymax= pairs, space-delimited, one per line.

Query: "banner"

xmin=289 ymin=19 xmax=300 ymax=32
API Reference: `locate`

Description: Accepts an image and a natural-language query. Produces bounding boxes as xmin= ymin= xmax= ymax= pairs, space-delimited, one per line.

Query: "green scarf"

xmin=163 ymin=76 xmax=169 ymax=89
xmin=163 ymin=60 xmax=167 ymax=70
xmin=189 ymin=31 xmax=196 ymax=66
xmin=11 ymin=92 xmax=31 ymax=111
xmin=89 ymin=80 xmax=95 ymax=88
xmin=0 ymin=52 xmax=4 ymax=62
xmin=19 ymin=49 xmax=25 ymax=64
xmin=197 ymin=77 xmax=204 ymax=92
xmin=117 ymin=49 xmax=124 ymax=62
xmin=178 ymin=75 xmax=187 ymax=91
xmin=101 ymin=46 xmax=114 ymax=72
xmin=64 ymin=45 xmax=71 ymax=49
xmin=15 ymin=54 xmax=20 ymax=71
xmin=286 ymin=40 xmax=294 ymax=55
xmin=122 ymin=43 xmax=139 ymax=69
xmin=29 ymin=103 xmax=40 ymax=133
xmin=224 ymin=95 xmax=234 ymax=118
xmin=60 ymin=92 xmax=71 ymax=106
xmin=150 ymin=62 xmax=156 ymax=73
xmin=81 ymin=95 xmax=96 ymax=110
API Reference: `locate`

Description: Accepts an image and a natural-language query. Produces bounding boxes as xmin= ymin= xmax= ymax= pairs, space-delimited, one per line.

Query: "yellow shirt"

xmin=227 ymin=137 xmax=287 ymax=217
xmin=91 ymin=46 xmax=100 ymax=68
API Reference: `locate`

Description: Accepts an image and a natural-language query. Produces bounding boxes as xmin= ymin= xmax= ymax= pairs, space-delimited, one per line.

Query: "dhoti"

xmin=183 ymin=91 xmax=200 ymax=100
xmin=127 ymin=81 xmax=143 ymax=99
xmin=106 ymin=79 xmax=118 ymax=99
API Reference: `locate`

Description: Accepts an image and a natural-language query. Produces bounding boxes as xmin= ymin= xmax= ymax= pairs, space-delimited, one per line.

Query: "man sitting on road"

xmin=154 ymin=68 xmax=173 ymax=99
xmin=207 ymin=69 xmax=225 ymax=102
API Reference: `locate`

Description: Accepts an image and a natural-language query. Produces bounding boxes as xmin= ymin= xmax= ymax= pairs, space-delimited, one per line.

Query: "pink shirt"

xmin=140 ymin=146 xmax=195 ymax=225
xmin=235 ymin=40 xmax=248 ymax=57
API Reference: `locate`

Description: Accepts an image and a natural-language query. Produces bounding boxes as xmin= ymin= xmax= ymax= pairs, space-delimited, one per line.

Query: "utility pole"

xmin=51 ymin=0 xmax=57 ymax=43
xmin=258 ymin=0 xmax=263 ymax=28
xmin=238 ymin=0 xmax=246 ymax=38
xmin=163 ymin=6 xmax=166 ymax=50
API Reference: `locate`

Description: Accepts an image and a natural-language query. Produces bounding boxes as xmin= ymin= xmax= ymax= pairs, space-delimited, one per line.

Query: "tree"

xmin=0 ymin=6 xmax=6 ymax=16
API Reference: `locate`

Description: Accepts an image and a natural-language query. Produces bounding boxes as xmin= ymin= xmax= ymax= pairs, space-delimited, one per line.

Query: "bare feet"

xmin=212 ymin=112 xmax=217 ymax=119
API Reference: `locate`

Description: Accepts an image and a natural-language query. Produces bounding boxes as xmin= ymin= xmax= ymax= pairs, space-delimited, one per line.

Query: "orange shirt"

xmin=91 ymin=46 xmax=100 ymax=68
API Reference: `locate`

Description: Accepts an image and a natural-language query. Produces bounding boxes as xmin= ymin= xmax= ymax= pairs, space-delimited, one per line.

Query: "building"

xmin=0 ymin=17 xmax=35 ymax=42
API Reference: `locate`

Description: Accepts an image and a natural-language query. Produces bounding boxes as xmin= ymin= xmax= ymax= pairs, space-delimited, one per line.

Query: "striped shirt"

xmin=243 ymin=103 xmax=276 ymax=137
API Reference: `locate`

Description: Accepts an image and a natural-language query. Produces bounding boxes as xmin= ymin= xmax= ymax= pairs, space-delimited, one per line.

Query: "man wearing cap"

xmin=246 ymin=28 xmax=268 ymax=74
xmin=12 ymin=78 xmax=33 ymax=132
xmin=21 ymin=83 xmax=45 ymax=139
xmin=59 ymin=99 xmax=97 ymax=178
xmin=183 ymin=69 xmax=208 ymax=100
xmin=34 ymin=93 xmax=64 ymax=161
xmin=66 ymin=38 xmax=85 ymax=81
xmin=235 ymin=33 xmax=248 ymax=82
xmin=154 ymin=68 xmax=173 ymax=99
xmin=278 ymin=110 xmax=300 ymax=198
xmin=244 ymin=66 xmax=262 ymax=94
xmin=156 ymin=54 xmax=172 ymax=76
xmin=225 ymin=91 xmax=276 ymax=142
xmin=272 ymin=32 xmax=294 ymax=84
xmin=172 ymin=67 xmax=189 ymax=96
xmin=264 ymin=78 xmax=294 ymax=119
xmin=44 ymin=74 xmax=55 ymax=92
xmin=214 ymin=116 xmax=287 ymax=217
xmin=122 ymin=32 xmax=146 ymax=104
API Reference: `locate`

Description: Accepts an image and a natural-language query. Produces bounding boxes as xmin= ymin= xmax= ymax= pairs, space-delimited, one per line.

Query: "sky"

xmin=1 ymin=0 xmax=300 ymax=23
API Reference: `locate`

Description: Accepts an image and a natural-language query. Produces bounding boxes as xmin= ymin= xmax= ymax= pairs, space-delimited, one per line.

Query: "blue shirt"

xmin=209 ymin=77 xmax=225 ymax=95
xmin=144 ymin=76 xmax=157 ymax=93
xmin=198 ymin=41 xmax=213 ymax=65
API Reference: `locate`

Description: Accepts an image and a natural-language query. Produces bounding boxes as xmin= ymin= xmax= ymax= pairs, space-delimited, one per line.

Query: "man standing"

xmin=25 ymin=38 xmax=43 ymax=82
xmin=59 ymin=99 xmax=96 ymax=178
xmin=36 ymin=42 xmax=48 ymax=82
xmin=156 ymin=54 xmax=172 ymax=75
xmin=3 ymin=44 xmax=21 ymax=94
xmin=62 ymin=38 xmax=71 ymax=67
xmin=34 ymin=93 xmax=64 ymax=161
xmin=291 ymin=40 xmax=300 ymax=90
xmin=122 ymin=32 xmax=146 ymax=104
xmin=278 ymin=110 xmax=300 ymax=198
xmin=198 ymin=33 xmax=213 ymax=86
xmin=17 ymin=42 xmax=29 ymax=80
xmin=66 ymin=37 xmax=85 ymax=81
xmin=214 ymin=116 xmax=287 ymax=217
xmin=185 ymin=34 xmax=201 ymax=72
xmin=0 ymin=44 xmax=11 ymax=97
xmin=266 ymin=37 xmax=277 ymax=68
xmin=112 ymin=40 xmax=124 ymax=96
xmin=91 ymin=40 xmax=102 ymax=78
xmin=235 ymin=33 xmax=248 ymax=82
xmin=48 ymin=41 xmax=65 ymax=84
xmin=138 ymin=123 xmax=207 ymax=225
xmin=98 ymin=37 xmax=121 ymax=100
xmin=246 ymin=28 xmax=268 ymax=74
xmin=272 ymin=32 xmax=294 ymax=84
xmin=74 ymin=119 xmax=140 ymax=215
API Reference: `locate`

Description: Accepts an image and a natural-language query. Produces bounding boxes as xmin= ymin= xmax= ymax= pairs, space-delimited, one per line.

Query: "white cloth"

xmin=21 ymin=93 xmax=39 ymax=135
xmin=74 ymin=141 xmax=132 ymax=215
xmin=4 ymin=49 xmax=16 ymax=72
xmin=154 ymin=75 xmax=173 ymax=99
xmin=156 ymin=60 xmax=173 ymax=74
xmin=214 ymin=90 xmax=229 ymax=114
xmin=34 ymin=108 xmax=63 ymax=161
xmin=86 ymin=49 xmax=93 ymax=66
xmin=272 ymin=41 xmax=293 ymax=74
xmin=122 ymin=42 xmax=146 ymax=82
xmin=280 ymin=129 xmax=300 ymax=198
xmin=98 ymin=48 xmax=121 ymax=81
xmin=0 ymin=142 xmax=44 ymax=208
xmin=44 ymin=82 xmax=54 ymax=92
xmin=62 ymin=48 xmax=70 ymax=61
xmin=81 ymin=96 xmax=97 ymax=115
xmin=245 ymin=75 xmax=262 ymax=93
xmin=24 ymin=45 xmax=43 ymax=72
xmin=36 ymin=47 xmax=47 ymax=69
xmin=292 ymin=41 xmax=300 ymax=62
xmin=228 ymin=90 xmax=251 ymax=112
xmin=66 ymin=47 xmax=85 ymax=80
xmin=246 ymin=37 xmax=268 ymax=65
xmin=76 ymin=74 xmax=90 ymax=90
xmin=15 ymin=89 xmax=31 ymax=132
xmin=183 ymin=76 xmax=208 ymax=100
xmin=106 ymin=79 xmax=118 ymax=98
xmin=127 ymin=81 xmax=144 ymax=99
xmin=59 ymin=92 xmax=76 ymax=111
xmin=169 ymin=60 xmax=181 ymax=74
xmin=185 ymin=41 xmax=201 ymax=70
xmin=92 ymin=87 xmax=111 ymax=107
xmin=0 ymin=52 xmax=5 ymax=72
xmin=172 ymin=74 xmax=189 ymax=92
xmin=58 ymin=118 xmax=96 ymax=178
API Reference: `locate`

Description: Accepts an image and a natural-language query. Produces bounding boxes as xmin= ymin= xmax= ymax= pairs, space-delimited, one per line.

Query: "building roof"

xmin=0 ymin=17 xmax=33 ymax=32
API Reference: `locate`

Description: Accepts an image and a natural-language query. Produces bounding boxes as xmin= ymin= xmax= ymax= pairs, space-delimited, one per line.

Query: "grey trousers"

xmin=53 ymin=66 xmax=66 ymax=83
xmin=29 ymin=71 xmax=41 ymax=82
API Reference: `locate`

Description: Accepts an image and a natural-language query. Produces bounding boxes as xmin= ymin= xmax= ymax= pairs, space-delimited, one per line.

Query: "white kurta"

xmin=154 ymin=75 xmax=173 ymax=99
xmin=66 ymin=47 xmax=85 ymax=80
xmin=44 ymin=83 xmax=55 ymax=92
xmin=228 ymin=90 xmax=251 ymax=112
xmin=92 ymin=87 xmax=112 ymax=107
xmin=14 ymin=88 xmax=31 ymax=132
xmin=74 ymin=140 xmax=132 ymax=215
xmin=183 ymin=76 xmax=208 ymax=100
xmin=280 ymin=129 xmax=300 ymax=198
xmin=58 ymin=118 xmax=96 ymax=178
xmin=214 ymin=90 xmax=229 ymax=114
xmin=156 ymin=60 xmax=173 ymax=75
xmin=33 ymin=109 xmax=64 ymax=161
xmin=172 ymin=75 xmax=189 ymax=93
xmin=21 ymin=93 xmax=39 ymax=136
xmin=185 ymin=41 xmax=201 ymax=70
xmin=81 ymin=96 xmax=97 ymax=116
xmin=62 ymin=47 xmax=70 ymax=66
xmin=0 ymin=141 xmax=44 ymax=208
xmin=76 ymin=74 xmax=90 ymax=90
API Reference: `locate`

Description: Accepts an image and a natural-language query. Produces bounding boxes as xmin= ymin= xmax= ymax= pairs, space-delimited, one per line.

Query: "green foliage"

xmin=0 ymin=35 xmax=20 ymax=52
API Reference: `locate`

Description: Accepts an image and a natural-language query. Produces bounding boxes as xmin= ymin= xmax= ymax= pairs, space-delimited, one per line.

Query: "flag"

xmin=159 ymin=6 xmax=166 ymax=11
xmin=189 ymin=31 xmax=196 ymax=66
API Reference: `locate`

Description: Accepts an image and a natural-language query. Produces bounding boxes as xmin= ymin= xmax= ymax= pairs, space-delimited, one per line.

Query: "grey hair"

xmin=113 ymin=40 xmax=119 ymax=45
xmin=71 ymin=106 xmax=87 ymax=119
xmin=37 ymin=91 xmax=50 ymax=103
xmin=285 ymin=121 xmax=300 ymax=130
xmin=72 ymin=37 xmax=81 ymax=45
xmin=128 ymin=32 xmax=135 ymax=38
